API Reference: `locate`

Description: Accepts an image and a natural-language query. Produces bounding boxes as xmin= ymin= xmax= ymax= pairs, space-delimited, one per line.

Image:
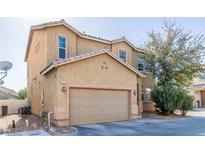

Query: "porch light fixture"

xmin=62 ymin=86 xmax=67 ymax=92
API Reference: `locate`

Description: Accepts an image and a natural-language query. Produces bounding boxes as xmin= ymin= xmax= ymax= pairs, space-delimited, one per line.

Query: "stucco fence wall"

xmin=0 ymin=100 xmax=27 ymax=116
xmin=143 ymin=101 xmax=156 ymax=113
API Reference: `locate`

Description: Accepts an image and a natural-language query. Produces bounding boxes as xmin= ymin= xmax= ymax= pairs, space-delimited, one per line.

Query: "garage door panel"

xmin=70 ymin=88 xmax=129 ymax=125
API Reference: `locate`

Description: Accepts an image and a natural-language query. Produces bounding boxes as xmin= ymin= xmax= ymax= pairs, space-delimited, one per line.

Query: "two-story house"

xmin=25 ymin=19 xmax=154 ymax=126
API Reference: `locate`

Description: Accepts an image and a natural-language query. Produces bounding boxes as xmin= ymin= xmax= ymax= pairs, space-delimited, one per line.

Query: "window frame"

xmin=57 ymin=35 xmax=67 ymax=59
xmin=145 ymin=63 xmax=152 ymax=73
xmin=137 ymin=56 xmax=145 ymax=72
xmin=118 ymin=49 xmax=128 ymax=62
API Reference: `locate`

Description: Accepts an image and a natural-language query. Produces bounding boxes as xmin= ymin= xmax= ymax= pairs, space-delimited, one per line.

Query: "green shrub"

xmin=17 ymin=87 xmax=27 ymax=100
xmin=151 ymin=82 xmax=194 ymax=116
xmin=151 ymin=82 xmax=179 ymax=115
xmin=177 ymin=89 xmax=194 ymax=116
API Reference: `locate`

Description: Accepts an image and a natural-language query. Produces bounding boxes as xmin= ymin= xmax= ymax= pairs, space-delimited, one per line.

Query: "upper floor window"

xmin=145 ymin=63 xmax=151 ymax=72
xmin=137 ymin=56 xmax=144 ymax=72
xmin=58 ymin=36 xmax=67 ymax=59
xmin=119 ymin=50 xmax=127 ymax=62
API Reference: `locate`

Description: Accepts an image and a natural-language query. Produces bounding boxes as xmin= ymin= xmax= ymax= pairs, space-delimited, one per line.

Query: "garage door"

xmin=70 ymin=88 xmax=129 ymax=125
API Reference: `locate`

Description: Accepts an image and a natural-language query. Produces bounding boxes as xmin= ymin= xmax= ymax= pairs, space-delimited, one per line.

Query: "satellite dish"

xmin=0 ymin=80 xmax=4 ymax=85
xmin=0 ymin=61 xmax=13 ymax=71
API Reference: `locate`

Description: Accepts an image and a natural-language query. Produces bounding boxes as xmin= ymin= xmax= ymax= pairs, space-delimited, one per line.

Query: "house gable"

xmin=41 ymin=50 xmax=145 ymax=77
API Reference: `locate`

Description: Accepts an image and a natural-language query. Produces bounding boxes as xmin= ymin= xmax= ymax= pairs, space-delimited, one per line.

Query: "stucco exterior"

xmin=42 ymin=54 xmax=141 ymax=126
xmin=27 ymin=29 xmax=47 ymax=115
xmin=25 ymin=20 xmax=153 ymax=126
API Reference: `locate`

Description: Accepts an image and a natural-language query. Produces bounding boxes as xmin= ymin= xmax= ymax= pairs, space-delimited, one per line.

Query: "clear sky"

xmin=1 ymin=17 xmax=205 ymax=92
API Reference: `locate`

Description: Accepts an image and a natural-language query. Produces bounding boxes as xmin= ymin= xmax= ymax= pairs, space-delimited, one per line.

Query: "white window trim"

xmin=56 ymin=35 xmax=68 ymax=59
xmin=118 ymin=49 xmax=128 ymax=62
xmin=137 ymin=56 xmax=145 ymax=72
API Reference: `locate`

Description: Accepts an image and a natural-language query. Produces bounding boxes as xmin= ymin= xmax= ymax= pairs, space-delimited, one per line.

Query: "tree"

xmin=18 ymin=88 xmax=27 ymax=100
xmin=145 ymin=19 xmax=204 ymax=115
xmin=143 ymin=19 xmax=205 ymax=87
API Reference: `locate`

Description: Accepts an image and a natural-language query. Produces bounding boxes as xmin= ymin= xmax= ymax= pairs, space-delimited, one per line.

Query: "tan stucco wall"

xmin=76 ymin=37 xmax=111 ymax=55
xmin=43 ymin=69 xmax=58 ymax=113
xmin=111 ymin=42 xmax=133 ymax=65
xmin=53 ymin=54 xmax=139 ymax=126
xmin=27 ymin=29 xmax=47 ymax=115
xmin=190 ymin=90 xmax=202 ymax=107
xmin=142 ymin=73 xmax=154 ymax=89
xmin=46 ymin=25 xmax=77 ymax=64
xmin=194 ymin=91 xmax=201 ymax=104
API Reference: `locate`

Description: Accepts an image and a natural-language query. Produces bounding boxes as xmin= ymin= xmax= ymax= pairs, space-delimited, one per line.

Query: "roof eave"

xmin=24 ymin=29 xmax=33 ymax=62
xmin=41 ymin=51 xmax=145 ymax=78
xmin=40 ymin=64 xmax=55 ymax=76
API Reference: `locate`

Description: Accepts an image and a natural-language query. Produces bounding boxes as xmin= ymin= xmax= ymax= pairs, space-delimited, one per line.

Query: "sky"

xmin=1 ymin=17 xmax=205 ymax=92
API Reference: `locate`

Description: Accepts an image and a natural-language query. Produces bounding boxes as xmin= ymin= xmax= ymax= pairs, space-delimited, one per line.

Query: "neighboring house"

xmin=0 ymin=86 xmax=18 ymax=100
xmin=25 ymin=19 xmax=154 ymax=126
xmin=190 ymin=72 xmax=205 ymax=108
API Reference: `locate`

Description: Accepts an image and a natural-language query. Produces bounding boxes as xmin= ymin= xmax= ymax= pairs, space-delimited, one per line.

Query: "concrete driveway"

xmin=72 ymin=109 xmax=205 ymax=136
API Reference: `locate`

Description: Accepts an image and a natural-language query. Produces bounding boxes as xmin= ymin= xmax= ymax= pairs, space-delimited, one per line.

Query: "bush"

xmin=151 ymin=82 xmax=179 ymax=115
xmin=18 ymin=88 xmax=27 ymax=100
xmin=151 ymin=82 xmax=194 ymax=116
xmin=177 ymin=89 xmax=194 ymax=116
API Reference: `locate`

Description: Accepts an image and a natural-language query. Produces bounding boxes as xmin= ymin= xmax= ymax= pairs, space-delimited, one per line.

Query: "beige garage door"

xmin=70 ymin=88 xmax=129 ymax=125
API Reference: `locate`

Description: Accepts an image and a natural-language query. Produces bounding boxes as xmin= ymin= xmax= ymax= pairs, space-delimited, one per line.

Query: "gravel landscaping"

xmin=0 ymin=114 xmax=77 ymax=135
xmin=0 ymin=114 xmax=48 ymax=133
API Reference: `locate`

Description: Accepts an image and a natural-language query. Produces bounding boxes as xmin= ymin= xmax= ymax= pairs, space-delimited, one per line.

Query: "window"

xmin=58 ymin=36 xmax=66 ymax=59
xmin=119 ymin=50 xmax=127 ymax=62
xmin=145 ymin=63 xmax=151 ymax=72
xmin=137 ymin=56 xmax=144 ymax=71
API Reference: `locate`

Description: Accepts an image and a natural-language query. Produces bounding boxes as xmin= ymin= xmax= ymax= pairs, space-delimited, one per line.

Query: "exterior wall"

xmin=54 ymin=54 xmax=139 ymax=126
xmin=76 ymin=37 xmax=111 ymax=55
xmin=46 ymin=25 xmax=77 ymax=64
xmin=137 ymin=76 xmax=143 ymax=115
xmin=43 ymin=69 xmax=58 ymax=113
xmin=27 ymin=29 xmax=47 ymax=115
xmin=0 ymin=100 xmax=27 ymax=116
xmin=142 ymin=73 xmax=154 ymax=89
xmin=190 ymin=90 xmax=202 ymax=107
xmin=143 ymin=101 xmax=156 ymax=113
xmin=111 ymin=42 xmax=133 ymax=65
xmin=194 ymin=91 xmax=202 ymax=105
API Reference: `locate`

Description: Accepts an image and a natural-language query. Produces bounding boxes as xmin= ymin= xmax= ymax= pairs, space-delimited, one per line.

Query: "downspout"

xmin=48 ymin=112 xmax=53 ymax=128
